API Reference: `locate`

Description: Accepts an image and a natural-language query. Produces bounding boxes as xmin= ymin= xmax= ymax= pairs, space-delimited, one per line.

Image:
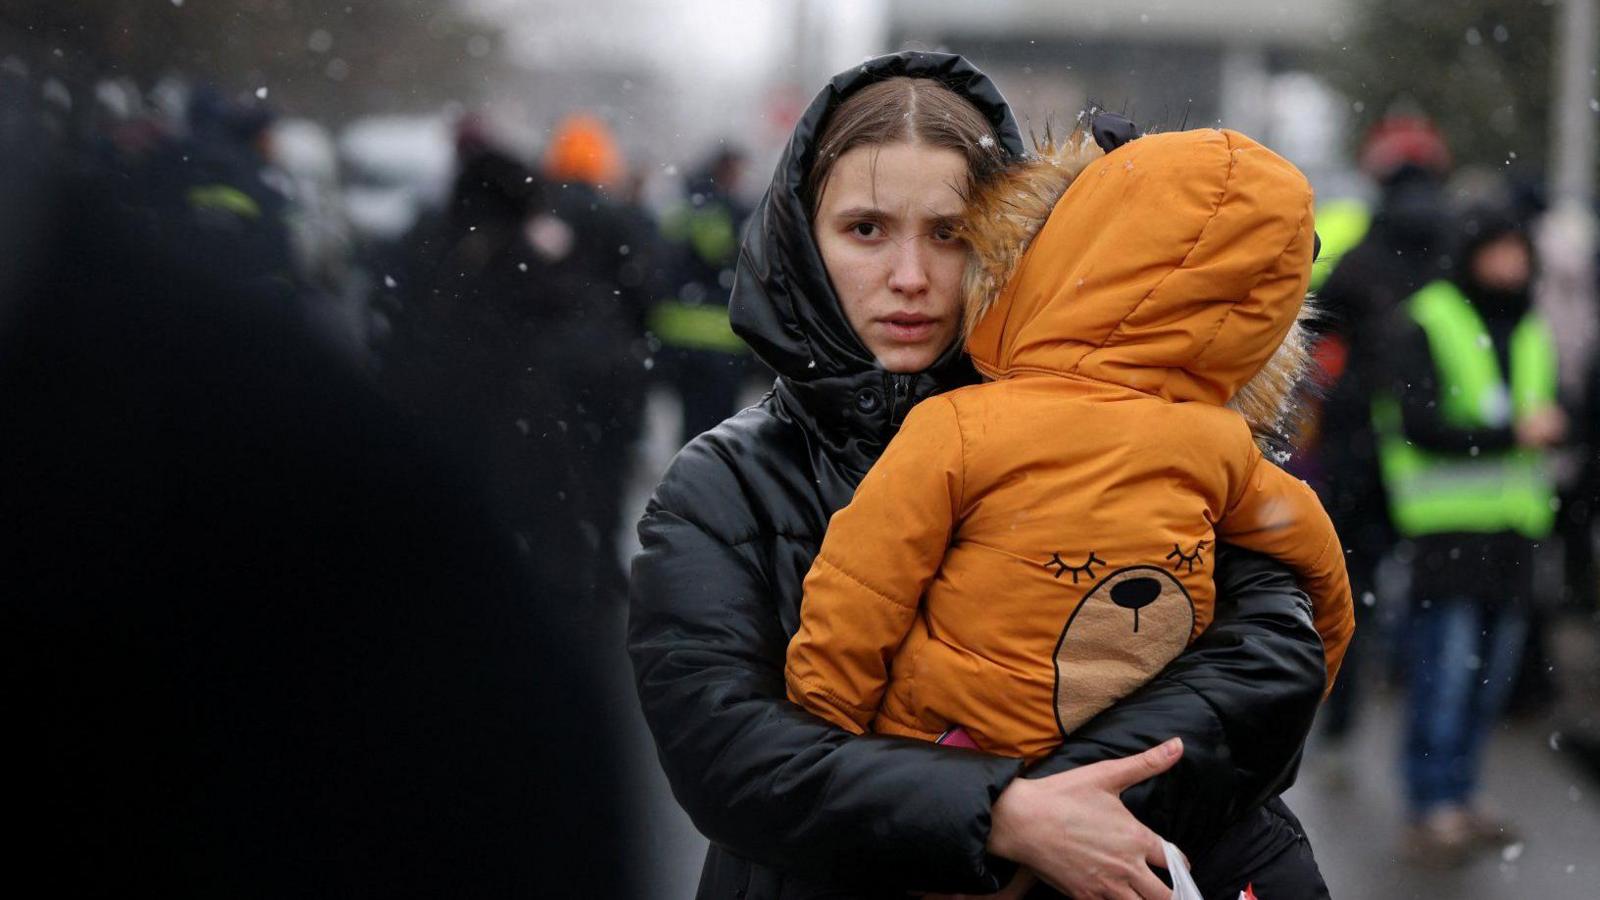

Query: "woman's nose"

xmin=886 ymin=239 xmax=930 ymax=297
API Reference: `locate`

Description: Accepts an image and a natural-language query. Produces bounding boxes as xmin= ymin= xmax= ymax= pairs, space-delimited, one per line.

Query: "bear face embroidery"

xmin=1051 ymin=565 xmax=1196 ymax=736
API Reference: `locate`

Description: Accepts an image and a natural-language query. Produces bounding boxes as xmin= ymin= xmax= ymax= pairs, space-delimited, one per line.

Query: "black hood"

xmin=1452 ymin=205 xmax=1535 ymax=321
xmin=729 ymin=51 xmax=1024 ymax=470
xmin=1373 ymin=167 xmax=1447 ymax=251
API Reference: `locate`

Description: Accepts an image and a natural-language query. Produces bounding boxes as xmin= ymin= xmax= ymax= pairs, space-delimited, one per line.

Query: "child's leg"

xmin=1190 ymin=798 xmax=1330 ymax=900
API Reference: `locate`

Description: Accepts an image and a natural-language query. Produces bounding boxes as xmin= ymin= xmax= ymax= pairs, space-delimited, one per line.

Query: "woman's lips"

xmin=878 ymin=315 xmax=939 ymax=343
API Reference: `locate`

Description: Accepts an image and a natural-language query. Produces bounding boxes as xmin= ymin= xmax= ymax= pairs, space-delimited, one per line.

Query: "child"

xmin=785 ymin=127 xmax=1353 ymax=767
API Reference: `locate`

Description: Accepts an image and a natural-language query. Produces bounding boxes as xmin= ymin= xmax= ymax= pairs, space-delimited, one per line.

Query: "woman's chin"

xmin=875 ymin=346 xmax=940 ymax=374
xmin=873 ymin=335 xmax=961 ymax=374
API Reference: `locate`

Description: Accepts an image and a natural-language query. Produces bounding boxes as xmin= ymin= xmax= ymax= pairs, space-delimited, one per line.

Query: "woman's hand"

xmin=986 ymin=738 xmax=1184 ymax=900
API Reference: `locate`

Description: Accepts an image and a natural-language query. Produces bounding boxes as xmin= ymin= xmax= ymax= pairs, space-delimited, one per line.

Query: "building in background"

xmin=888 ymin=0 xmax=1362 ymax=198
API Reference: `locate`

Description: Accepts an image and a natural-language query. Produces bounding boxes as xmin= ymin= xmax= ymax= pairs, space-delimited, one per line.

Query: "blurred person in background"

xmin=1 ymin=68 xmax=633 ymax=896
xmin=1308 ymin=113 xmax=1453 ymax=766
xmin=170 ymin=85 xmax=297 ymax=295
xmin=541 ymin=111 xmax=654 ymax=597
xmin=630 ymin=51 xmax=1331 ymax=900
xmin=268 ymin=118 xmax=355 ymax=294
xmin=1372 ymin=203 xmax=1564 ymax=865
xmin=1515 ymin=176 xmax=1600 ymax=717
xmin=652 ymin=144 xmax=756 ymax=446
xmin=378 ymin=118 xmax=597 ymax=602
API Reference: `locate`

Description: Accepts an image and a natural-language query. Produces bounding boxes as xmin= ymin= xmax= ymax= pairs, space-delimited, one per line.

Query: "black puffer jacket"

xmin=628 ymin=52 xmax=1326 ymax=899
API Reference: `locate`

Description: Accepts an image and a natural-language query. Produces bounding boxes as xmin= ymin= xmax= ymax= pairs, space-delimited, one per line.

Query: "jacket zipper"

xmin=886 ymin=373 xmax=914 ymax=428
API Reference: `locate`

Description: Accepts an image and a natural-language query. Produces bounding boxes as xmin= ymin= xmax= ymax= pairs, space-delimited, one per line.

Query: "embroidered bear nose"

xmin=1111 ymin=577 xmax=1161 ymax=611
xmin=1111 ymin=576 xmax=1162 ymax=634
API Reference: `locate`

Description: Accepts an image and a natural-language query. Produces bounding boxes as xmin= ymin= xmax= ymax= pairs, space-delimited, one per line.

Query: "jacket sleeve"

xmin=1022 ymin=545 xmax=1326 ymax=858
xmin=627 ymin=430 xmax=1022 ymax=894
xmin=1216 ymin=454 xmax=1355 ymax=692
xmin=785 ymin=397 xmax=962 ymax=734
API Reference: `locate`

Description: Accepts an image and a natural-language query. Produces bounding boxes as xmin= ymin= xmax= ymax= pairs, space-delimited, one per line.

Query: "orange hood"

xmin=962 ymin=129 xmax=1316 ymax=435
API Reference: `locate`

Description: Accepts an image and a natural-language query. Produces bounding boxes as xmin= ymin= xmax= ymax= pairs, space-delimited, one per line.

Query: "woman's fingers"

xmin=1086 ymin=737 xmax=1183 ymax=792
xmin=1130 ymin=862 xmax=1174 ymax=899
xmin=1143 ymin=832 xmax=1170 ymax=873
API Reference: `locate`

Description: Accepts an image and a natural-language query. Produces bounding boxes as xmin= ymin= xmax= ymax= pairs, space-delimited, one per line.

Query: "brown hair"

xmin=805 ymin=76 xmax=1006 ymax=215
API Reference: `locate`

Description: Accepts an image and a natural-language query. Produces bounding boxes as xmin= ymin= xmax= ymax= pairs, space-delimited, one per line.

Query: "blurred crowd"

xmin=6 ymin=65 xmax=765 ymax=602
xmin=1292 ymin=113 xmax=1600 ymax=866
xmin=6 ymin=39 xmax=1600 ymax=890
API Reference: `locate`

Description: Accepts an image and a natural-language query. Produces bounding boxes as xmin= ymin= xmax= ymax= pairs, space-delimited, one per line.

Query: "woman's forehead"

xmin=819 ymin=143 xmax=968 ymax=218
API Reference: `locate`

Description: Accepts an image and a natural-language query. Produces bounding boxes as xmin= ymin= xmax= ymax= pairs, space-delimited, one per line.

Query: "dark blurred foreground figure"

xmin=1372 ymin=205 xmax=1564 ymax=866
xmin=1 ymin=87 xmax=631 ymax=897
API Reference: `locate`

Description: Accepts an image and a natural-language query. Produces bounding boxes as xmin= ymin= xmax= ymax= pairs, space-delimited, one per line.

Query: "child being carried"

xmin=785 ymin=126 xmax=1353 ymax=764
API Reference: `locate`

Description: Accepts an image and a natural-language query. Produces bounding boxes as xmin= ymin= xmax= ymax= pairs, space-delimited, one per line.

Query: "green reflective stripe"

xmin=649 ymin=301 xmax=747 ymax=353
xmin=1373 ymin=282 xmax=1559 ymax=540
xmin=1309 ymin=198 xmax=1370 ymax=292
xmin=187 ymin=184 xmax=261 ymax=219
xmin=688 ymin=209 xmax=737 ymax=267
xmin=1409 ymin=281 xmax=1503 ymax=427
xmin=1511 ymin=316 xmax=1558 ymax=418
xmin=662 ymin=205 xmax=738 ymax=267
xmin=1382 ymin=445 xmax=1556 ymax=538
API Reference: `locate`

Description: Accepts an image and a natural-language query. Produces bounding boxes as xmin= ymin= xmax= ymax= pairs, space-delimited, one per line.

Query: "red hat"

xmin=1359 ymin=115 xmax=1451 ymax=182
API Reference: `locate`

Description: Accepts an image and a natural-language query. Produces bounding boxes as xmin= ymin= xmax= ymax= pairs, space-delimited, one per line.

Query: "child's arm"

xmin=785 ymin=396 xmax=966 ymax=733
xmin=1216 ymin=454 xmax=1355 ymax=694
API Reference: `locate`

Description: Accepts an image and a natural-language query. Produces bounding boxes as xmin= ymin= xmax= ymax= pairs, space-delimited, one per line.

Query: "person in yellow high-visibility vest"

xmin=1372 ymin=206 xmax=1565 ymax=866
xmin=652 ymin=147 xmax=755 ymax=446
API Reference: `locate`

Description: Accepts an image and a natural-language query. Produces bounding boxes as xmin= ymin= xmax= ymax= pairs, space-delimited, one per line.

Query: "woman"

xmin=629 ymin=52 xmax=1328 ymax=899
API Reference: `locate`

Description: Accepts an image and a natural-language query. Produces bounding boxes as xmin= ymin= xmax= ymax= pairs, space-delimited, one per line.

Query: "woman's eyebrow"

xmin=830 ymin=205 xmax=888 ymax=220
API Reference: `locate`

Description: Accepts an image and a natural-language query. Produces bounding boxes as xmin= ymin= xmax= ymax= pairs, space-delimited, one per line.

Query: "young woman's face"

xmin=813 ymin=142 xmax=970 ymax=373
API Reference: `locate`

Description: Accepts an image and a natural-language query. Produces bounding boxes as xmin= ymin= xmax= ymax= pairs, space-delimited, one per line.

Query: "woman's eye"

xmin=850 ymin=222 xmax=880 ymax=239
xmin=931 ymin=226 xmax=956 ymax=242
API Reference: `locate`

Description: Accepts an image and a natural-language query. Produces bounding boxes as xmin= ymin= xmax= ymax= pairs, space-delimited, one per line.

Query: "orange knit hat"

xmin=543 ymin=114 xmax=623 ymax=187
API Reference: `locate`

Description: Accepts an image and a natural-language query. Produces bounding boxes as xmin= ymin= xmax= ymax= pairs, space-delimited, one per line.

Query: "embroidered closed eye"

xmin=1045 ymin=551 xmax=1107 ymax=584
xmin=1166 ymin=540 xmax=1210 ymax=574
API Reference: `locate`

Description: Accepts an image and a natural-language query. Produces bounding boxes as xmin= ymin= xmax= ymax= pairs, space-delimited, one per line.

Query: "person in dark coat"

xmin=534 ymin=152 xmax=652 ymax=598
xmin=170 ymin=86 xmax=297 ymax=294
xmin=629 ymin=51 xmax=1330 ymax=900
xmin=379 ymin=125 xmax=614 ymax=603
xmin=1311 ymin=143 xmax=1452 ymax=750
xmin=1 ymin=85 xmax=632 ymax=897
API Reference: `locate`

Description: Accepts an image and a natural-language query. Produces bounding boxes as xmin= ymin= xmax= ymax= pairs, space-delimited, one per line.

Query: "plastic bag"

xmin=1163 ymin=840 xmax=1204 ymax=900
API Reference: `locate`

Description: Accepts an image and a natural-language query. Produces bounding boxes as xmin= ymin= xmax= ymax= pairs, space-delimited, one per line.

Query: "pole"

xmin=1553 ymin=0 xmax=1597 ymax=207
xmin=1546 ymin=0 xmax=1599 ymax=397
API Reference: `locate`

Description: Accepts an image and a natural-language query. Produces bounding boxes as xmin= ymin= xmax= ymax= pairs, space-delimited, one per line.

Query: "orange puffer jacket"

xmin=785 ymin=129 xmax=1354 ymax=761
